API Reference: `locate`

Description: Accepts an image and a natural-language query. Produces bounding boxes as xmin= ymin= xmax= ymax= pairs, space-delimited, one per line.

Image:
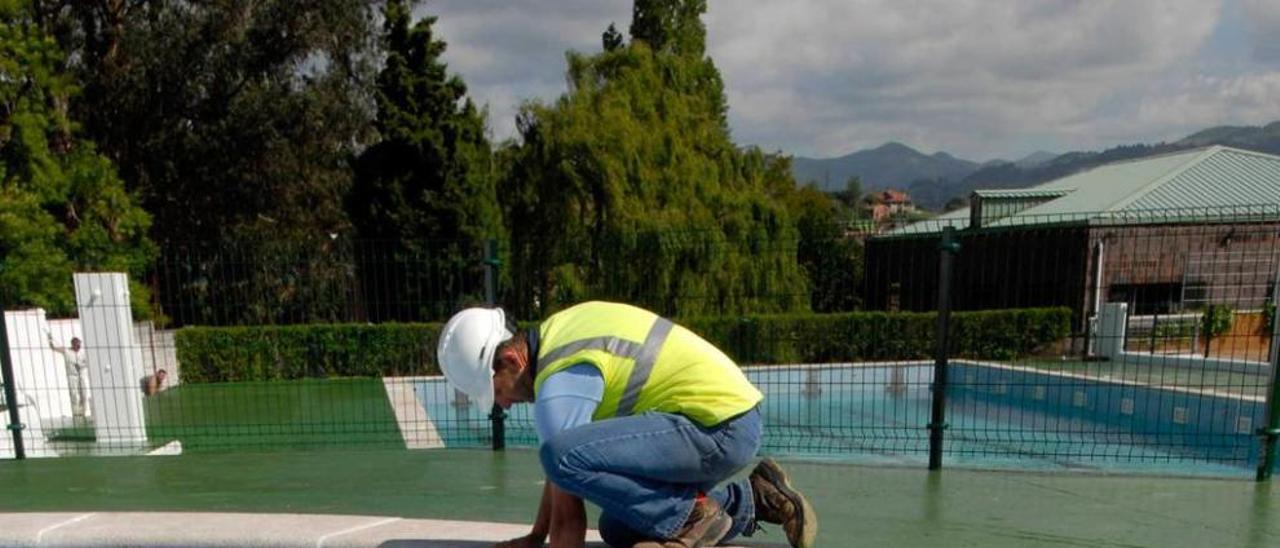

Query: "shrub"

xmin=175 ymin=308 xmax=1071 ymax=382
xmin=1200 ymin=304 xmax=1235 ymax=358
xmin=1201 ymin=304 xmax=1234 ymax=338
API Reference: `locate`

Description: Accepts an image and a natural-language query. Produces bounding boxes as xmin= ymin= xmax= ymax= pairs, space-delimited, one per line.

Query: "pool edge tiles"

xmin=383 ymin=377 xmax=445 ymax=449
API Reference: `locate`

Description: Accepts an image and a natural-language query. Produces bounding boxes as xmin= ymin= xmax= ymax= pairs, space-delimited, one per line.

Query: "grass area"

xmin=47 ymin=423 xmax=95 ymax=442
xmin=142 ymin=378 xmax=402 ymax=452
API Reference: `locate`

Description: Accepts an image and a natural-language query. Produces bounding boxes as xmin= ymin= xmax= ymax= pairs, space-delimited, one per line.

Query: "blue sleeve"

xmin=534 ymin=363 xmax=604 ymax=445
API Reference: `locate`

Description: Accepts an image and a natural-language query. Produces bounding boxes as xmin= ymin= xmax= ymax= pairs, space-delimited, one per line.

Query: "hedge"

xmin=685 ymin=307 xmax=1071 ymax=364
xmin=176 ymin=307 xmax=1071 ymax=383
xmin=176 ymin=323 xmax=442 ymax=383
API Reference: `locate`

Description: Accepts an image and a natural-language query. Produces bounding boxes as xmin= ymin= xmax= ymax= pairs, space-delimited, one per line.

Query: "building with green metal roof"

xmin=890 ymin=146 xmax=1280 ymax=234
xmin=864 ymin=146 xmax=1280 ymax=332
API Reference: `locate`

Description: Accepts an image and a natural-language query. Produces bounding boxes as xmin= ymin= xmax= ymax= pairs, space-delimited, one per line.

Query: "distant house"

xmin=864 ymin=146 xmax=1280 ymax=329
xmin=866 ymin=189 xmax=917 ymax=223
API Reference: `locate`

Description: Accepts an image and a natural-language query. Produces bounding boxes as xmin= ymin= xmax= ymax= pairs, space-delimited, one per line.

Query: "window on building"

xmin=1108 ymin=283 xmax=1183 ymax=314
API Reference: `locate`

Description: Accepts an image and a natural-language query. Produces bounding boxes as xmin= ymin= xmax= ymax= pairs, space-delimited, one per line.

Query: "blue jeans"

xmin=539 ymin=408 xmax=762 ymax=545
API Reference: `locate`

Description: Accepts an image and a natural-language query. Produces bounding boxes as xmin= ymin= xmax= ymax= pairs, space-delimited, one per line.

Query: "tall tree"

xmin=35 ymin=1 xmax=383 ymax=324
xmin=502 ymin=0 xmax=807 ymax=319
xmin=0 ymin=1 xmax=155 ymax=317
xmin=788 ymin=185 xmax=863 ymax=312
xmin=347 ymin=0 xmax=501 ymax=321
xmin=629 ymin=0 xmax=726 ymax=127
xmin=602 ymin=23 xmax=624 ymax=52
xmin=835 ymin=176 xmax=863 ymax=212
xmin=630 ymin=0 xmax=707 ymax=56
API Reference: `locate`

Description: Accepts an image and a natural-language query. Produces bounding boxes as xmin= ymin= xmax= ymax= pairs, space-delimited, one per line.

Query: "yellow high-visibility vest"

xmin=534 ymin=301 xmax=762 ymax=427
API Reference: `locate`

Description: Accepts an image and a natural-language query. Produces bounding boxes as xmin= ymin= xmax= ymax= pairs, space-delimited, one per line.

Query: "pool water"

xmin=414 ymin=362 xmax=1265 ymax=477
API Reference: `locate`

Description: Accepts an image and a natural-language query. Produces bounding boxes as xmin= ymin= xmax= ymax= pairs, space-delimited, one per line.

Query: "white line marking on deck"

xmin=36 ymin=513 xmax=95 ymax=544
xmin=316 ymin=517 xmax=401 ymax=547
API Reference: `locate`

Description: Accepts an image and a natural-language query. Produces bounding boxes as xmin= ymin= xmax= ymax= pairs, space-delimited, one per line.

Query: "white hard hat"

xmin=437 ymin=307 xmax=513 ymax=412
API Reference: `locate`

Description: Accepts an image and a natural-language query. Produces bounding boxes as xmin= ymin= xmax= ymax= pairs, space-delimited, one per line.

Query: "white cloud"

xmin=707 ymin=0 xmax=1224 ymax=158
xmin=424 ymin=1 xmax=631 ymax=141
xmin=1241 ymin=0 xmax=1280 ymax=62
xmin=420 ymin=0 xmax=1279 ymax=160
xmin=1133 ymin=72 xmax=1280 ymax=130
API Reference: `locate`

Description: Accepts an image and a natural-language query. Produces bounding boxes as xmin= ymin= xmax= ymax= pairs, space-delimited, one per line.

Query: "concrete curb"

xmin=0 ymin=512 xmax=777 ymax=547
xmin=0 ymin=512 xmax=605 ymax=547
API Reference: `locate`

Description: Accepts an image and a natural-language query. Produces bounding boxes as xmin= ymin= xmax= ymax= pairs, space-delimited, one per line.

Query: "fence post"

xmin=1 ymin=310 xmax=25 ymax=460
xmin=928 ymin=226 xmax=959 ymax=470
xmin=484 ymin=239 xmax=506 ymax=451
xmin=1257 ymin=269 xmax=1280 ymax=481
xmin=1149 ymin=311 xmax=1159 ymax=353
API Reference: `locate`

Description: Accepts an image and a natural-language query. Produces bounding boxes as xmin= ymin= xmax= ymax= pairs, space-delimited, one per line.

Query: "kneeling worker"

xmin=438 ymin=301 xmax=816 ymax=548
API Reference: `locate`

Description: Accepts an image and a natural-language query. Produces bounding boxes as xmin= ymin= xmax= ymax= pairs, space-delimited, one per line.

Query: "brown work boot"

xmin=749 ymin=457 xmax=817 ymax=548
xmin=633 ymin=496 xmax=732 ymax=548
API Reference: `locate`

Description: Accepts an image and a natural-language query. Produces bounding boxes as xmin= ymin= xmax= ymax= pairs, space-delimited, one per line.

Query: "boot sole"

xmin=634 ymin=504 xmax=733 ymax=548
xmin=701 ymin=511 xmax=734 ymax=548
xmin=757 ymin=458 xmax=818 ymax=548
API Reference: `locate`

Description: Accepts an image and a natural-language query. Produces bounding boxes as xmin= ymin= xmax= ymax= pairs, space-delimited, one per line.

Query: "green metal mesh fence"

xmin=2 ymin=209 xmax=1278 ymax=478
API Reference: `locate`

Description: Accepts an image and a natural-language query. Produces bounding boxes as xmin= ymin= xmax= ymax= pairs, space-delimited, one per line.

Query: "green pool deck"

xmin=1 ymin=448 xmax=1277 ymax=547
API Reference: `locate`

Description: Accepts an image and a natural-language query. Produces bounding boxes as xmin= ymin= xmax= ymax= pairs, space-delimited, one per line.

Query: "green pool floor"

xmin=1 ymin=449 xmax=1276 ymax=547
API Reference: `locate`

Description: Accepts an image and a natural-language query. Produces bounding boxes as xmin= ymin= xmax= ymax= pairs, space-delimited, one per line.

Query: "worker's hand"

xmin=493 ymin=533 xmax=543 ymax=548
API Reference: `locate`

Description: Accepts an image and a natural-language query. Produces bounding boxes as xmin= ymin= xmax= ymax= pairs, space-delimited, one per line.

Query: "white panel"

xmin=74 ymin=273 xmax=147 ymax=444
xmin=1 ymin=309 xmax=60 ymax=457
xmin=3 ymin=309 xmax=74 ymax=419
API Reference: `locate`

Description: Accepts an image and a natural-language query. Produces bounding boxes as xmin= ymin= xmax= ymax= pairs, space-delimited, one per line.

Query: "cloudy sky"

xmin=421 ymin=0 xmax=1280 ymax=162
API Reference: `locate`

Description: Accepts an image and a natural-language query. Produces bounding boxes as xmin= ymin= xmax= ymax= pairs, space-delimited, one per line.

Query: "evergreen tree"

xmin=788 ymin=185 xmax=863 ymax=312
xmin=502 ymin=0 xmax=807 ymax=319
xmin=348 ymin=0 xmax=501 ymax=321
xmin=629 ymin=0 xmax=726 ymax=126
xmin=37 ymin=0 xmax=378 ymax=247
xmin=836 ymin=176 xmax=863 ymax=212
xmin=630 ymin=0 xmax=707 ymax=56
xmin=0 ymin=1 xmax=155 ymax=317
xmin=602 ymin=23 xmax=624 ymax=52
xmin=34 ymin=1 xmax=383 ymax=324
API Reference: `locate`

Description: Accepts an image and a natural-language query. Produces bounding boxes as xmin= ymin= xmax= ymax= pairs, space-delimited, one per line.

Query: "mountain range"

xmin=792 ymin=121 xmax=1280 ymax=210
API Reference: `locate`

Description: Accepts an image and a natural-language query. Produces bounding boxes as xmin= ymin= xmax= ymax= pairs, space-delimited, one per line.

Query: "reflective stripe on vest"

xmin=538 ymin=316 xmax=674 ymax=417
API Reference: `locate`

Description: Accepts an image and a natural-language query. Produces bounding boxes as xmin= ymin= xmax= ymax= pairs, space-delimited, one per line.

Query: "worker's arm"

xmin=502 ymin=365 xmax=600 ymax=548
xmin=547 ymin=482 xmax=586 ymax=547
xmin=47 ymin=332 xmax=65 ymax=355
xmin=530 ymin=480 xmax=552 ymax=541
xmin=493 ymin=482 xmax=550 ymax=547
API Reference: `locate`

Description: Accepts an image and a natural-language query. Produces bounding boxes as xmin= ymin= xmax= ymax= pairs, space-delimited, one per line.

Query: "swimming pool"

xmin=413 ymin=361 xmax=1267 ymax=477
